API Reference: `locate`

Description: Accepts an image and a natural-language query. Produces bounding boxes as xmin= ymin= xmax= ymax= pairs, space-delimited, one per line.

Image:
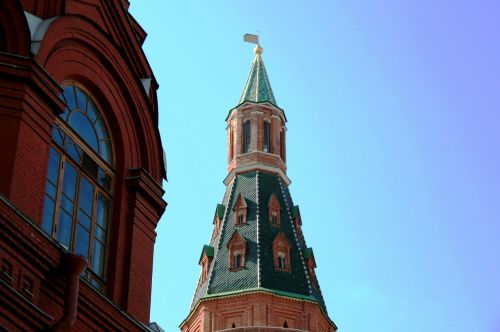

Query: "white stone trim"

xmin=224 ymin=163 xmax=291 ymax=186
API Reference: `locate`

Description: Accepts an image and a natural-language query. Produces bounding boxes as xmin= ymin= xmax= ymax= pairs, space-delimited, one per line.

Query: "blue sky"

xmin=129 ymin=1 xmax=500 ymax=331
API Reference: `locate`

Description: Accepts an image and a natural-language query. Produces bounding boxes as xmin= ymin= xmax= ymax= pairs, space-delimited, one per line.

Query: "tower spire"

xmin=239 ymin=38 xmax=277 ymax=107
xmin=181 ymin=38 xmax=337 ymax=332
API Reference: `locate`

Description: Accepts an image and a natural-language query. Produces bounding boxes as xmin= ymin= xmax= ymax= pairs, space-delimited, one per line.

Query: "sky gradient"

xmin=129 ymin=1 xmax=500 ymax=331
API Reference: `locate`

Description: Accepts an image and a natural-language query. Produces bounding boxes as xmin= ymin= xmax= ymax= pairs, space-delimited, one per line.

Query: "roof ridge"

xmin=207 ymin=176 xmax=237 ymax=291
xmin=256 ymin=171 xmax=261 ymax=287
xmin=278 ymin=178 xmax=314 ymax=297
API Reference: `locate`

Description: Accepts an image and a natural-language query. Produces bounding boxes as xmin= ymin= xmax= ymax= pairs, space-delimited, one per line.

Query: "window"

xmin=263 ymin=121 xmax=271 ymax=152
xmin=273 ymin=232 xmax=291 ymax=272
xmin=228 ymin=231 xmax=246 ymax=270
xmin=243 ymin=120 xmax=251 ymax=153
xmin=41 ymin=84 xmax=113 ymax=292
xmin=279 ymin=130 xmax=285 ymax=161
xmin=234 ymin=252 xmax=242 ymax=268
xmin=305 ymin=248 xmax=318 ymax=288
xmin=199 ymin=245 xmax=214 ymax=284
xmin=268 ymin=194 xmax=281 ymax=226
xmin=233 ymin=193 xmax=247 ymax=226
xmin=229 ymin=126 xmax=234 ymax=160
xmin=278 ymin=253 xmax=286 ymax=269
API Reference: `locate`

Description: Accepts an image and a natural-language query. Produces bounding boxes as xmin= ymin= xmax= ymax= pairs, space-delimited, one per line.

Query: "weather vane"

xmin=243 ymin=33 xmax=263 ymax=55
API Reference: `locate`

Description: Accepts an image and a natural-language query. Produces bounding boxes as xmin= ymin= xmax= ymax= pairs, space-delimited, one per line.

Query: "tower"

xmin=0 ymin=0 xmax=166 ymax=330
xmin=181 ymin=43 xmax=337 ymax=332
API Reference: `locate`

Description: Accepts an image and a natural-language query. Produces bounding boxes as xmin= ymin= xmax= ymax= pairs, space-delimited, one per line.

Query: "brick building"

xmin=181 ymin=42 xmax=337 ymax=332
xmin=0 ymin=0 xmax=166 ymax=331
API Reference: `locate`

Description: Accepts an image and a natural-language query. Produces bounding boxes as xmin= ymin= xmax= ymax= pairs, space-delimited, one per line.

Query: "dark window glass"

xmin=41 ymin=196 xmax=56 ymax=233
xmin=74 ymin=224 xmax=90 ymax=257
xmin=78 ymin=177 xmax=94 ymax=216
xmin=278 ymin=255 xmax=285 ymax=269
xmin=263 ymin=122 xmax=270 ymax=152
xmin=243 ymin=121 xmax=251 ymax=153
xmin=57 ymin=211 xmax=73 ymax=248
xmin=235 ymin=253 xmax=242 ymax=268
xmin=68 ymin=112 xmax=98 ymax=151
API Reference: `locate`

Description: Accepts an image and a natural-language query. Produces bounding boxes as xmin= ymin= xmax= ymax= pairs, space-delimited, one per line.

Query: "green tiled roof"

xmin=239 ymin=53 xmax=277 ymax=107
xmin=198 ymin=245 xmax=214 ymax=264
xmin=304 ymin=247 xmax=313 ymax=260
xmin=216 ymin=204 xmax=225 ymax=219
xmin=189 ymin=171 xmax=329 ymax=316
xmin=291 ymin=205 xmax=300 ymax=219
xmin=203 ymin=245 xmax=214 ymax=258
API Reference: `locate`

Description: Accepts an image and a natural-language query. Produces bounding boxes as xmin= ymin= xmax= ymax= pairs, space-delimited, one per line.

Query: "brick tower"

xmin=180 ymin=42 xmax=337 ymax=332
xmin=0 ymin=0 xmax=166 ymax=330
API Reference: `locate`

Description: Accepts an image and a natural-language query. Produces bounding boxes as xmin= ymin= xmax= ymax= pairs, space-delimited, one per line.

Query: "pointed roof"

xmin=190 ymin=171 xmax=329 ymax=316
xmin=239 ymin=45 xmax=278 ymax=107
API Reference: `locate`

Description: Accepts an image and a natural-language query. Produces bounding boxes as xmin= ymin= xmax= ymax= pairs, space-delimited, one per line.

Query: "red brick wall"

xmin=0 ymin=0 xmax=166 ymax=330
xmin=181 ymin=293 xmax=336 ymax=332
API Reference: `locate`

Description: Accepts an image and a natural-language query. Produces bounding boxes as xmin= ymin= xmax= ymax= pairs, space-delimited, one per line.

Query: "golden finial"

xmin=254 ymin=44 xmax=263 ymax=55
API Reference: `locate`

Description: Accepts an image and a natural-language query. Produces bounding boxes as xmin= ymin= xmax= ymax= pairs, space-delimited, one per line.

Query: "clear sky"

xmin=129 ymin=1 xmax=500 ymax=331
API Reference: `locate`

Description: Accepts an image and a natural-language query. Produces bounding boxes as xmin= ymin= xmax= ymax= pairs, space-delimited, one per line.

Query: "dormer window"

xmin=212 ymin=204 xmax=225 ymax=239
xmin=268 ymin=194 xmax=281 ymax=226
xmin=233 ymin=193 xmax=248 ymax=226
xmin=305 ymin=248 xmax=318 ymax=288
xmin=199 ymin=245 xmax=214 ymax=284
xmin=291 ymin=206 xmax=303 ymax=240
xmin=273 ymin=232 xmax=291 ymax=272
xmin=228 ymin=231 xmax=246 ymax=271
xmin=263 ymin=121 xmax=271 ymax=153
xmin=243 ymin=120 xmax=251 ymax=153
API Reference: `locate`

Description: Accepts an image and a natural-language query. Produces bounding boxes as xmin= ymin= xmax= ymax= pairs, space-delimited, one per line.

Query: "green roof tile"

xmin=239 ymin=53 xmax=277 ymax=106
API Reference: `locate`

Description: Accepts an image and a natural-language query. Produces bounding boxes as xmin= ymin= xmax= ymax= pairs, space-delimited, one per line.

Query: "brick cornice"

xmin=125 ymin=167 xmax=166 ymax=217
xmin=0 ymin=52 xmax=64 ymax=114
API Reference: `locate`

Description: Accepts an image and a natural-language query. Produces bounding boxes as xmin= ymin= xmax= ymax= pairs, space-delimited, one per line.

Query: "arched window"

xmin=243 ymin=120 xmax=251 ymax=153
xmin=41 ymin=84 xmax=113 ymax=292
xmin=263 ymin=121 xmax=271 ymax=153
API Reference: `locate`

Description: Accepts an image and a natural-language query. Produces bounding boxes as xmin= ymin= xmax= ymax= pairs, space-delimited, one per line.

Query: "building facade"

xmin=0 ymin=0 xmax=166 ymax=330
xmin=181 ymin=44 xmax=337 ymax=332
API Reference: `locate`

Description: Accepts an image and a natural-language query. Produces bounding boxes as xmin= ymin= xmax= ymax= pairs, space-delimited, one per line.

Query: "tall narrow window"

xmin=229 ymin=126 xmax=234 ymax=160
xmin=278 ymin=253 xmax=286 ymax=269
xmin=263 ymin=121 xmax=271 ymax=153
xmin=243 ymin=120 xmax=251 ymax=153
xmin=234 ymin=252 xmax=242 ymax=268
xmin=279 ymin=130 xmax=285 ymax=160
xmin=41 ymin=84 xmax=113 ymax=292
